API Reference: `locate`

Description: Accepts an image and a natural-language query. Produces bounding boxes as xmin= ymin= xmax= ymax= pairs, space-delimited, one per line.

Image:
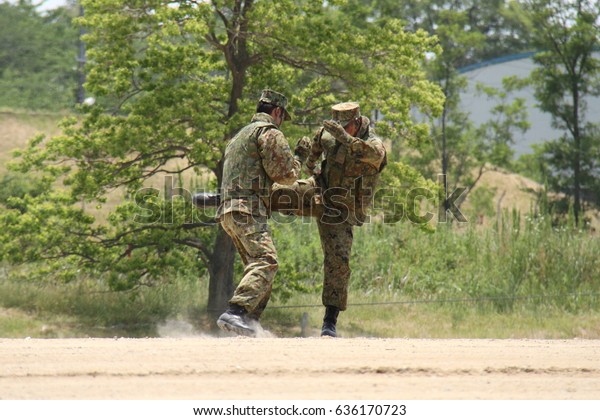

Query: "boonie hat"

xmin=259 ymin=89 xmax=291 ymax=121
xmin=331 ymin=102 xmax=360 ymax=127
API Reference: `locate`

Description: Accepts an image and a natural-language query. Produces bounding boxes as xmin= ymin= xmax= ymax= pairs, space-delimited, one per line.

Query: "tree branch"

xmin=174 ymin=237 xmax=213 ymax=263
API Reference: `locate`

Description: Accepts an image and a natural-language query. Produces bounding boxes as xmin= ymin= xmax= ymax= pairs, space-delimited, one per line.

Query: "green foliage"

xmin=348 ymin=216 xmax=600 ymax=312
xmin=268 ymin=207 xmax=600 ymax=317
xmin=465 ymin=185 xmax=496 ymax=220
xmin=0 ymin=170 xmax=214 ymax=287
xmin=0 ymin=173 xmax=47 ymax=211
xmin=513 ymin=145 xmax=547 ymax=184
xmin=270 ymin=219 xmax=323 ymax=301
xmin=376 ymin=161 xmax=439 ymax=228
xmin=0 ymin=1 xmax=79 ymax=110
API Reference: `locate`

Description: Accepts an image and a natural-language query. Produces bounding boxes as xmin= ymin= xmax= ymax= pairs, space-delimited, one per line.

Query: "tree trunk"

xmin=206 ymin=226 xmax=236 ymax=318
xmin=205 ymin=158 xmax=236 ymax=318
xmin=441 ymin=81 xmax=450 ymax=219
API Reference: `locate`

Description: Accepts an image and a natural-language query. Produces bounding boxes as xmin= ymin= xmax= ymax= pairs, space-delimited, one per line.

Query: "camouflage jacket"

xmin=306 ymin=116 xmax=387 ymax=225
xmin=217 ymin=113 xmax=301 ymax=218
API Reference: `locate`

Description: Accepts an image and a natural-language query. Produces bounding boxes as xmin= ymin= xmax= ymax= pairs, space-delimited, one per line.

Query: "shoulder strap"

xmin=253 ymin=121 xmax=277 ymax=129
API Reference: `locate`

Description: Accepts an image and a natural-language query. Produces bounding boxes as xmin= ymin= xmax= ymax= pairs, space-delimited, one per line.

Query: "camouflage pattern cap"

xmin=331 ymin=102 xmax=360 ymax=126
xmin=259 ymin=89 xmax=291 ymax=121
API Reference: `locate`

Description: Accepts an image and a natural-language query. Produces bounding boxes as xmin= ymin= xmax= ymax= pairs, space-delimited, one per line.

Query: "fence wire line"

xmin=269 ymin=291 xmax=600 ymax=310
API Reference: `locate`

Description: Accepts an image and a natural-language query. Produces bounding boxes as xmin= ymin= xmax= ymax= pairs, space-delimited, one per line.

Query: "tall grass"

xmin=273 ymin=212 xmax=600 ymax=313
xmin=1 ymin=213 xmax=599 ymax=338
xmin=0 ymin=271 xmax=208 ymax=337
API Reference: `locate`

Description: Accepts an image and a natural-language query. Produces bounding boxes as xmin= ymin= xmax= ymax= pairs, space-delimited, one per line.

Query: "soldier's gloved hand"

xmin=323 ymin=120 xmax=354 ymax=145
xmin=294 ymin=136 xmax=311 ymax=163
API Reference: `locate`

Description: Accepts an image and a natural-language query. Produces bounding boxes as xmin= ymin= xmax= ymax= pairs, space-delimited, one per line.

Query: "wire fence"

xmin=270 ymin=291 xmax=600 ymax=309
xmin=17 ymin=291 xmax=600 ymax=334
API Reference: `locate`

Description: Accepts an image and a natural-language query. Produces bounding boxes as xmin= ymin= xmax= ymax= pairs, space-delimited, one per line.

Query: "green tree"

xmin=348 ymin=0 xmax=532 ymax=221
xmin=1 ymin=0 xmax=444 ymax=317
xmin=524 ymin=0 xmax=600 ymax=224
xmin=0 ymin=0 xmax=79 ymax=110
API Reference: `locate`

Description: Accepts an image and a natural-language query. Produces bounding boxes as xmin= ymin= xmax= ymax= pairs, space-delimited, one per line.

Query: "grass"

xmin=2 ymin=211 xmax=600 ymax=339
xmin=0 ymin=273 xmax=208 ymax=338
xmin=1 ymin=270 xmax=599 ymax=339
xmin=341 ymin=303 xmax=600 ymax=339
xmin=260 ymin=292 xmax=600 ymax=339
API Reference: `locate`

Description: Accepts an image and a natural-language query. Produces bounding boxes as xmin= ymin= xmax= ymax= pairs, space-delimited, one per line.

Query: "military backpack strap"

xmin=314 ymin=127 xmax=329 ymax=187
xmin=325 ymin=126 xmax=348 ymax=189
xmin=252 ymin=121 xmax=278 ymax=140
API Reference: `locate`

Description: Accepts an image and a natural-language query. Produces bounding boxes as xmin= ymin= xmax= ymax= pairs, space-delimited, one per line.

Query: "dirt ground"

xmin=1 ymin=337 xmax=599 ymax=400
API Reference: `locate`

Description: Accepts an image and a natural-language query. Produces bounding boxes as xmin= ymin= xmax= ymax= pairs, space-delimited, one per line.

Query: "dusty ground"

xmin=1 ymin=337 xmax=599 ymax=400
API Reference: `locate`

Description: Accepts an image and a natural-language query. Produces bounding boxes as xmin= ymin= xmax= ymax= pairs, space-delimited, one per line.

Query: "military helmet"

xmin=331 ymin=102 xmax=360 ymax=127
xmin=259 ymin=89 xmax=291 ymax=121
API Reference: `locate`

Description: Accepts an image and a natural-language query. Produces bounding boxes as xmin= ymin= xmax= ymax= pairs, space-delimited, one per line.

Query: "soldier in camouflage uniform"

xmin=271 ymin=102 xmax=387 ymax=337
xmin=216 ymin=89 xmax=310 ymax=337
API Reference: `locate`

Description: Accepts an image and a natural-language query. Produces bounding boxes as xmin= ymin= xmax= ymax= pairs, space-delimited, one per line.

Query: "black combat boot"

xmin=217 ymin=304 xmax=257 ymax=337
xmin=321 ymin=305 xmax=340 ymax=337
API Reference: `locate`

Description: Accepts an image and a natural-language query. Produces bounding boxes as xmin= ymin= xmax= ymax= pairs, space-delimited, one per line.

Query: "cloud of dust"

xmin=157 ymin=318 xmax=275 ymax=338
xmin=247 ymin=319 xmax=275 ymax=338
xmin=157 ymin=319 xmax=209 ymax=338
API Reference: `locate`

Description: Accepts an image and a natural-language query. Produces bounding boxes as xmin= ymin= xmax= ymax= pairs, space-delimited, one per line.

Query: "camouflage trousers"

xmin=271 ymin=178 xmax=353 ymax=311
xmin=220 ymin=211 xmax=278 ymax=319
